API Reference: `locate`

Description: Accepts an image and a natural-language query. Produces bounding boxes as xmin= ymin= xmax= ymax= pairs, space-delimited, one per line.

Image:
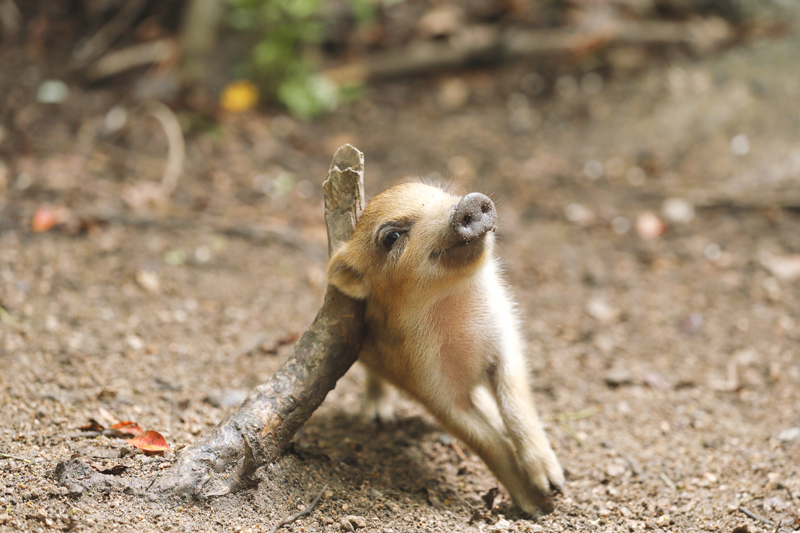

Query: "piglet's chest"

xmin=428 ymin=293 xmax=493 ymax=388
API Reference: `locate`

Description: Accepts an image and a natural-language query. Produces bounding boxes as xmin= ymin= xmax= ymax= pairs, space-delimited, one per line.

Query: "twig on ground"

xmin=325 ymin=19 xmax=733 ymax=82
xmin=451 ymin=442 xmax=468 ymax=462
xmin=0 ymin=452 xmax=31 ymax=463
xmin=454 ymin=490 xmax=477 ymax=510
xmin=268 ymin=484 xmax=328 ymax=533
xmin=146 ymin=101 xmax=185 ymax=202
xmin=556 ymin=405 xmax=602 ymax=422
xmin=85 ymin=39 xmax=178 ymax=81
xmin=73 ymin=0 xmax=149 ymax=65
xmin=559 ymin=423 xmax=585 ymax=446
xmin=659 ymin=472 xmax=677 ymax=491
xmin=600 ymin=441 xmax=642 ymax=476
xmin=738 ymin=504 xmax=773 ymax=525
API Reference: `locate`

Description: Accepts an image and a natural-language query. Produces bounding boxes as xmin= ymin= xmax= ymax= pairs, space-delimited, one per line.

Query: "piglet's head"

xmin=327 ymin=182 xmax=497 ymax=301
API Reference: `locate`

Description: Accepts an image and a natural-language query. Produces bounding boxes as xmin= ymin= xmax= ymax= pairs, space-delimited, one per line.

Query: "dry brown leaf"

xmin=110 ymin=421 xmax=144 ymax=437
xmin=128 ymin=430 xmax=171 ymax=454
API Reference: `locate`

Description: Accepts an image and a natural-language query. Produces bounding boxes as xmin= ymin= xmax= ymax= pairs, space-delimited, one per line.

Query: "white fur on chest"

xmin=361 ymin=260 xmax=519 ymax=408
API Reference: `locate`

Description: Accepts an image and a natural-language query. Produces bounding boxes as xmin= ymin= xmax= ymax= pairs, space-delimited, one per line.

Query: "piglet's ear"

xmin=327 ymin=245 xmax=369 ymax=300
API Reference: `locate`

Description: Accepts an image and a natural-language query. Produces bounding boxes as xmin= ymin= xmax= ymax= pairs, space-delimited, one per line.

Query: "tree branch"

xmin=148 ymin=144 xmax=366 ymax=499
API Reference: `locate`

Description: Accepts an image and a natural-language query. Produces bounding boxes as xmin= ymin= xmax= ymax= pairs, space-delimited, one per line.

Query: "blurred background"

xmin=2 ymin=0 xmax=799 ymax=219
xmin=2 ymin=2 xmax=800 ymax=532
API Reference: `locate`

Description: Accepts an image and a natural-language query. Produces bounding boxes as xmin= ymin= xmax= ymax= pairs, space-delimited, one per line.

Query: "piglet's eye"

xmin=381 ymin=230 xmax=402 ymax=251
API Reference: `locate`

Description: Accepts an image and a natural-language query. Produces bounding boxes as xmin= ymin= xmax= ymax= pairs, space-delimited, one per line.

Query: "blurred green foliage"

xmin=227 ymin=0 xmax=371 ymax=119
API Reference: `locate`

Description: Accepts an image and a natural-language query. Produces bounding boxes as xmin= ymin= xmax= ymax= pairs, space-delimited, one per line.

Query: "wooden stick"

xmin=73 ymin=0 xmax=149 ymax=65
xmin=146 ymin=101 xmax=185 ymax=202
xmin=146 ymin=144 xmax=366 ymax=499
xmin=85 ymin=39 xmax=178 ymax=81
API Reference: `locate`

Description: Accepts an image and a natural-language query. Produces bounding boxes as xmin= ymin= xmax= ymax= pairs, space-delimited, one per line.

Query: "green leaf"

xmin=278 ymin=73 xmax=339 ymax=120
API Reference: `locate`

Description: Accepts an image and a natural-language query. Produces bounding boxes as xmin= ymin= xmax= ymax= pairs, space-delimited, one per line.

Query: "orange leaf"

xmin=127 ymin=430 xmax=171 ymax=454
xmin=110 ymin=421 xmax=144 ymax=436
xmin=31 ymin=205 xmax=59 ymax=232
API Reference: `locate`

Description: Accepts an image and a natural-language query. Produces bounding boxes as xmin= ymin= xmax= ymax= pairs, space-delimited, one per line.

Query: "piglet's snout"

xmin=451 ymin=193 xmax=497 ymax=241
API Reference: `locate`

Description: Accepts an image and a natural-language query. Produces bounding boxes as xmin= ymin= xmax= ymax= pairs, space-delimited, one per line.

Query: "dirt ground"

xmin=2 ymin=30 xmax=800 ymax=533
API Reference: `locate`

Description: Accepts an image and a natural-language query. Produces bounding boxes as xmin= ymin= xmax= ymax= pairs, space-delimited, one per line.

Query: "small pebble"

xmin=438 ymin=78 xmax=469 ymax=111
xmin=778 ymin=427 xmax=800 ymax=443
xmin=135 ymin=270 xmax=161 ymax=294
xmin=586 ymin=298 xmax=620 ymax=323
xmin=37 ymin=80 xmax=69 ymax=104
xmin=205 ymin=389 xmax=249 ymax=408
xmin=626 ymin=166 xmax=647 ymax=186
xmin=636 ymin=211 xmax=666 ymax=240
xmin=346 ymin=515 xmax=367 ymax=529
xmin=662 ymin=198 xmax=695 ymax=224
xmin=611 ymin=216 xmax=630 ymax=235
xmin=565 ymin=203 xmax=595 ymax=226
xmin=763 ymin=497 xmax=787 ymax=511
xmin=490 ymin=518 xmax=512 ymax=531
xmin=605 ymin=367 xmax=634 ymax=388
xmin=584 ymin=159 xmax=604 ymax=180
xmin=436 ymin=433 xmax=455 ymax=445
xmin=678 ymin=312 xmax=704 ymax=335
xmin=606 ymin=461 xmax=627 ymax=478
xmin=103 ymin=106 xmax=128 ymax=133
xmin=730 ymin=134 xmax=750 ymax=156
xmin=704 ymin=243 xmax=722 ymax=261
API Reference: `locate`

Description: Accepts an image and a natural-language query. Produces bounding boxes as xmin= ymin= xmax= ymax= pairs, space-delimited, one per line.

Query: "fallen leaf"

xmin=277 ymin=331 xmax=300 ymax=346
xmin=220 ymin=80 xmax=259 ymax=113
xmin=110 ymin=421 xmax=143 ymax=437
xmin=128 ymin=430 xmax=171 ymax=454
xmin=91 ymin=464 xmax=129 ymax=476
xmin=31 ymin=205 xmax=61 ymax=232
xmin=79 ymin=419 xmax=105 ymax=432
xmin=482 ymin=487 xmax=499 ymax=510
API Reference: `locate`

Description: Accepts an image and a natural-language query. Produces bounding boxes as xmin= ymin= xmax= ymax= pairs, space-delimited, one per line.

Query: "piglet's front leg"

xmin=489 ymin=353 xmax=564 ymax=499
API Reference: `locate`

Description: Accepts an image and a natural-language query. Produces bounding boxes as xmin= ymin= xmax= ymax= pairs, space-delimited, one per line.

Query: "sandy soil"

xmin=2 ymin=33 xmax=800 ymax=533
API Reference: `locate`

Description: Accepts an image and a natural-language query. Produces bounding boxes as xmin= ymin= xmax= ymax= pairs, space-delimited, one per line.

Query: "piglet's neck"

xmin=372 ymin=262 xmax=494 ymax=327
